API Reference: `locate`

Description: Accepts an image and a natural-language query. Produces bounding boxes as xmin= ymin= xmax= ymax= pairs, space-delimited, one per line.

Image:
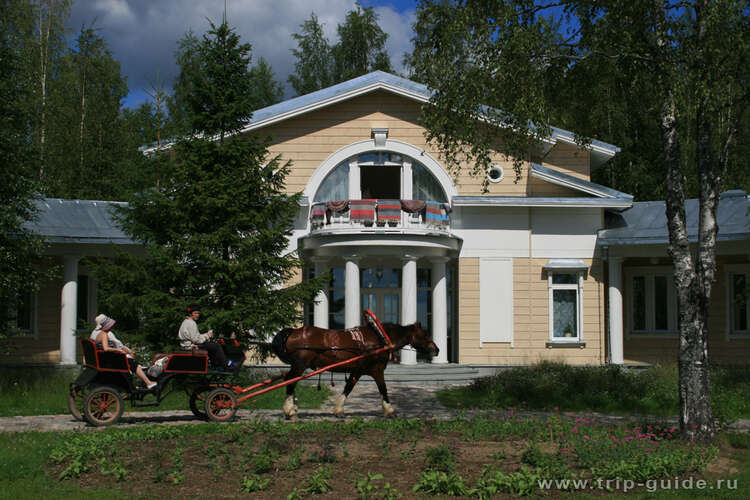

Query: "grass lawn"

xmin=0 ymin=366 xmax=330 ymax=417
xmin=437 ymin=362 xmax=750 ymax=422
xmin=0 ymin=416 xmax=747 ymax=498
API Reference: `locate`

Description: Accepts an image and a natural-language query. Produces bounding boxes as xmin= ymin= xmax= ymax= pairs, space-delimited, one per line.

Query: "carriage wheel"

xmin=189 ymin=386 xmax=211 ymax=420
xmin=83 ymin=386 xmax=123 ymax=426
xmin=68 ymin=386 xmax=88 ymax=421
xmin=204 ymin=387 xmax=237 ymax=423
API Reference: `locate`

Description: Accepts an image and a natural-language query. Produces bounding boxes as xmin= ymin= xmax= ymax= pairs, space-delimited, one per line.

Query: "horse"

xmin=271 ymin=322 xmax=438 ymax=419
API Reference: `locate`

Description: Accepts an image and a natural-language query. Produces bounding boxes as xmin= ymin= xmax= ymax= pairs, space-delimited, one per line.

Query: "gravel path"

xmin=2 ymin=383 xmax=748 ymax=434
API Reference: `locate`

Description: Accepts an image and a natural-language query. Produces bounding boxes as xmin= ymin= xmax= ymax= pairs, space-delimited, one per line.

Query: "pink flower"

xmin=553 ymin=406 xmax=559 ymax=411
xmin=457 ymin=402 xmax=462 ymax=407
xmin=573 ymin=427 xmax=578 ymax=434
xmin=584 ymin=435 xmax=590 ymax=441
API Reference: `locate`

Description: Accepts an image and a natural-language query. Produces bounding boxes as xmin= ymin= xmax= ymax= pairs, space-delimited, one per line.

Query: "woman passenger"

xmin=92 ymin=314 xmax=157 ymax=390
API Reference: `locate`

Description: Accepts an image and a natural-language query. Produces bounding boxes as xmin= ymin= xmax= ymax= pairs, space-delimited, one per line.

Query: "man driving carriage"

xmin=178 ymin=303 xmax=233 ymax=370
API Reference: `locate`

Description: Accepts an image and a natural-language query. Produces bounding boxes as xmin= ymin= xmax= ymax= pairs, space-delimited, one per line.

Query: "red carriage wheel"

xmin=83 ymin=386 xmax=124 ymax=426
xmin=204 ymin=387 xmax=237 ymax=423
xmin=67 ymin=386 xmax=88 ymax=421
xmin=189 ymin=386 xmax=211 ymax=420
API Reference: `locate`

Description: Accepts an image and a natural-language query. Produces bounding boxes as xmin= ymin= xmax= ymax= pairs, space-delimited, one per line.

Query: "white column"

xmin=400 ymin=255 xmax=418 ymax=365
xmin=608 ymin=256 xmax=624 ymax=364
xmin=344 ymin=255 xmax=361 ymax=328
xmin=348 ymin=158 xmax=361 ymax=200
xmin=312 ymin=258 xmax=329 ymax=328
xmin=431 ymin=257 xmax=449 ymax=364
xmin=60 ymin=255 xmax=80 ymax=365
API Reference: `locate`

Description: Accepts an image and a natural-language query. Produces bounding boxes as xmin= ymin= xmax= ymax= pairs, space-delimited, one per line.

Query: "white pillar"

xmin=344 ymin=255 xmax=361 ymax=328
xmin=401 ymin=255 xmax=418 ymax=365
xmin=431 ymin=257 xmax=449 ymax=364
xmin=348 ymin=158 xmax=361 ymax=200
xmin=608 ymin=256 xmax=624 ymax=364
xmin=312 ymin=258 xmax=329 ymax=328
xmin=60 ymin=255 xmax=79 ymax=365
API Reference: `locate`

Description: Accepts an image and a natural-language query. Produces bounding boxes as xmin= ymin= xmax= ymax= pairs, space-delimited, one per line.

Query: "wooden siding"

xmin=254 ymin=90 xmax=591 ymax=198
xmin=458 ymin=257 xmax=605 ymax=365
xmin=624 ymin=255 xmax=750 ymax=364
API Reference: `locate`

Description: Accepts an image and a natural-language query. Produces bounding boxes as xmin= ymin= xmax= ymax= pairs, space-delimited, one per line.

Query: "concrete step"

xmin=289 ymin=363 xmax=481 ymax=387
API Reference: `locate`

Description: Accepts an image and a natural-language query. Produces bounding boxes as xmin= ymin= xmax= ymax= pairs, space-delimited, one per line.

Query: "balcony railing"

xmin=309 ymin=199 xmax=451 ymax=233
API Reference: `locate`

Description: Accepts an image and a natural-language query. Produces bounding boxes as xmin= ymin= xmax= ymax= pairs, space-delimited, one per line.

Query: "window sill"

xmin=546 ymin=340 xmax=586 ymax=349
xmin=728 ymin=332 xmax=750 ymax=339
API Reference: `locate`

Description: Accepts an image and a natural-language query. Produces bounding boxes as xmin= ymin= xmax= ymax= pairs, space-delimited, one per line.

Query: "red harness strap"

xmin=363 ymin=309 xmax=393 ymax=347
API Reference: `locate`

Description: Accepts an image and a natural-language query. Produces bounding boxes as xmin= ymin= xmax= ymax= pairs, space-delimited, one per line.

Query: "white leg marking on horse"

xmin=283 ymin=395 xmax=298 ymax=419
xmin=333 ymin=394 xmax=347 ymax=416
xmin=382 ymin=400 xmax=395 ymax=418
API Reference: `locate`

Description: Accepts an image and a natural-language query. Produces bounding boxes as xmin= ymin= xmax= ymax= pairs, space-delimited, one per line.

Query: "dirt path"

xmin=2 ymin=383 xmax=749 ymax=434
xmin=0 ymin=384 xmax=454 ymax=433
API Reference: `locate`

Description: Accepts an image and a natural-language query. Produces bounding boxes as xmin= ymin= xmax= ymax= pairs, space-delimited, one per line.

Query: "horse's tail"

xmin=271 ymin=328 xmax=295 ymax=365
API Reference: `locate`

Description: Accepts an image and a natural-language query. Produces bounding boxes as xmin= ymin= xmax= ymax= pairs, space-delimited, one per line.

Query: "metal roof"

xmin=452 ymin=196 xmax=632 ymax=209
xmin=598 ymin=190 xmax=750 ymax=245
xmin=530 ymin=163 xmax=633 ymax=201
xmin=140 ymin=71 xmax=620 ymax=167
xmin=23 ymin=198 xmax=135 ymax=245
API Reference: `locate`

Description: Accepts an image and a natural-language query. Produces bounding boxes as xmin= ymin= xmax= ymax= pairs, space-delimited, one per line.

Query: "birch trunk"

xmin=655 ymin=0 xmax=714 ymax=442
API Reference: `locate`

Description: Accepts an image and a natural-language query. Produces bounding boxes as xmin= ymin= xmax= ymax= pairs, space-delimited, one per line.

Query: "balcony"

xmin=309 ymin=199 xmax=451 ymax=235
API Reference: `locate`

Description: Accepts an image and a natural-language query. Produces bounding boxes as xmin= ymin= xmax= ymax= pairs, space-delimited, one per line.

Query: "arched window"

xmin=314 ymin=162 xmax=349 ymax=202
xmin=413 ymin=162 xmax=447 ymax=202
xmin=312 ymin=151 xmax=448 ymax=202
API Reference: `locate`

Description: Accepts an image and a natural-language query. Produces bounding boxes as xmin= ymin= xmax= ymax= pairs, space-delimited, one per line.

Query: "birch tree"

xmin=409 ymin=0 xmax=749 ymax=442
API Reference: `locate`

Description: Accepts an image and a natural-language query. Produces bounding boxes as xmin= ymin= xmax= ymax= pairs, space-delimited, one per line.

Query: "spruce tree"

xmin=94 ymin=19 xmax=325 ymax=350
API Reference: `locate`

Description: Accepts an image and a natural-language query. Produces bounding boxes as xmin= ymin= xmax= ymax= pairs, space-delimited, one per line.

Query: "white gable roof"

xmin=142 ymin=71 xmax=620 ymax=167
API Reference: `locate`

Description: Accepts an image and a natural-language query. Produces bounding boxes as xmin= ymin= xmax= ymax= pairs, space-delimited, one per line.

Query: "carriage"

xmin=68 ymin=337 xmax=246 ymax=426
xmin=68 ymin=310 xmax=438 ymax=426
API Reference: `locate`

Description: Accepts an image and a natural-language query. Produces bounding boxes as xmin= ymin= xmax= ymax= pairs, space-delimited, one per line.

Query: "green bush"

xmin=437 ymin=362 xmax=750 ymax=420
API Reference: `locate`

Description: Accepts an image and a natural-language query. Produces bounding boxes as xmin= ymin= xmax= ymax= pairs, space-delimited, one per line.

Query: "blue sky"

xmin=67 ymin=0 xmax=420 ymax=109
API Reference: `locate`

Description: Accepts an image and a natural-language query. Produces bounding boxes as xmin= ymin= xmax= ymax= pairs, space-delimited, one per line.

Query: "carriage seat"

xmin=80 ymin=338 xmax=130 ymax=373
xmin=150 ymin=349 xmax=208 ymax=365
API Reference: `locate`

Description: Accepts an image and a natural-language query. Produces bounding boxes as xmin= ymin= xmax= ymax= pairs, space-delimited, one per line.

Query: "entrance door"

xmin=362 ymin=290 xmax=400 ymax=324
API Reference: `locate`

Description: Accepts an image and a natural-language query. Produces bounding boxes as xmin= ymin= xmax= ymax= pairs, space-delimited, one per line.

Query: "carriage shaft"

xmin=235 ymin=345 xmax=393 ymax=404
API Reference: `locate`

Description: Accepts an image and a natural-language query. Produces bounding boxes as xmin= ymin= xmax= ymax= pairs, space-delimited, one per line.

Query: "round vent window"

xmin=487 ymin=165 xmax=505 ymax=183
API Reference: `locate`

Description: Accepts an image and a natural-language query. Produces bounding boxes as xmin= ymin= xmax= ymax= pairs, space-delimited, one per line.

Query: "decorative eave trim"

xmin=452 ymin=196 xmax=632 ymax=209
xmin=530 ymin=163 xmax=633 ymax=200
xmin=140 ymin=71 xmax=621 ymax=161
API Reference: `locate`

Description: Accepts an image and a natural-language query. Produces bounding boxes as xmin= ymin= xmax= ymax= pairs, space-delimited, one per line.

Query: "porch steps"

xmin=304 ymin=363 xmax=481 ymax=387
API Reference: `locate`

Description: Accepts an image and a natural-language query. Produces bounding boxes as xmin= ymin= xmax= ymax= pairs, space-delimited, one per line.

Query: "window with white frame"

xmin=548 ymin=272 xmax=583 ymax=341
xmin=5 ymin=291 xmax=37 ymax=337
xmin=727 ymin=265 xmax=749 ymax=336
xmin=626 ymin=267 xmax=677 ymax=334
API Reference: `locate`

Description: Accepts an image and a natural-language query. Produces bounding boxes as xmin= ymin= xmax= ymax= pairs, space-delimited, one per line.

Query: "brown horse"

xmin=271 ymin=322 xmax=438 ymax=419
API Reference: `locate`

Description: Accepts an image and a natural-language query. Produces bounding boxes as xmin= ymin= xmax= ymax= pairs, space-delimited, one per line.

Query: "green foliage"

xmin=241 ymin=474 xmax=271 ymax=493
xmin=332 ymin=3 xmax=392 ymax=83
xmin=252 ymin=452 xmax=274 ymax=474
xmin=423 ymin=443 xmax=456 ymax=471
xmin=409 ymin=1 xmax=750 ymax=198
xmin=303 ymin=465 xmax=332 ymax=494
xmin=98 ymin=458 xmax=127 ymax=482
xmin=356 ymin=473 xmax=402 ymax=500
xmin=438 ymin=362 xmax=750 ymax=420
xmin=472 ymin=466 xmax=542 ymax=498
xmin=91 ymin=19 xmax=326 ymax=349
xmin=182 ymin=19 xmax=254 ymax=139
xmin=248 ymin=57 xmax=284 ymax=109
xmin=288 ymin=4 xmax=392 ymax=96
xmin=288 ymin=13 xmax=333 ymax=96
xmin=0 ymin=1 xmax=52 ymax=342
xmin=412 ymin=469 xmax=469 ymax=496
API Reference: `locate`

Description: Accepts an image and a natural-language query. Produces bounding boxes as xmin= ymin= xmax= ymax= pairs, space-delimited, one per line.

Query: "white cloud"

xmin=67 ymin=0 xmax=416 ymax=107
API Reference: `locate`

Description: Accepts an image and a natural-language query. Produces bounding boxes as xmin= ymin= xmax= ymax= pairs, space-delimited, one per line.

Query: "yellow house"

xmin=7 ymin=71 xmax=749 ymax=369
